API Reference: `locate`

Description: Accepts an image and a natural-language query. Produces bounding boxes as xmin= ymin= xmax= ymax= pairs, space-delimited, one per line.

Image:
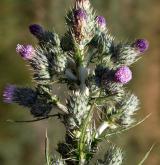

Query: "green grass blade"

xmin=45 ymin=130 xmax=51 ymax=165
xmin=138 ymin=144 xmax=155 ymax=165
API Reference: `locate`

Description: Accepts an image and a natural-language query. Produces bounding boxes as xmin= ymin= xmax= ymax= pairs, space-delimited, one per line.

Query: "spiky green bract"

xmin=29 ymin=47 xmax=51 ymax=84
xmin=38 ymin=30 xmax=60 ymax=46
xmin=30 ymin=85 xmax=54 ymax=117
xmin=43 ymin=33 xmax=67 ymax=71
xmin=90 ymin=32 xmax=144 ymax=70
xmin=101 ymin=92 xmax=139 ymax=128
xmin=91 ymin=32 xmax=114 ymax=56
xmin=50 ymin=46 xmax=67 ymax=74
xmin=116 ymin=93 xmax=140 ymax=127
xmin=28 ymin=31 xmax=67 ymax=85
xmin=104 ymin=82 xmax=124 ymax=96
xmin=66 ymin=87 xmax=90 ymax=129
xmin=97 ymin=146 xmax=123 ymax=165
xmin=42 ymin=32 xmax=67 ymax=74
xmin=112 ymin=43 xmax=140 ymax=67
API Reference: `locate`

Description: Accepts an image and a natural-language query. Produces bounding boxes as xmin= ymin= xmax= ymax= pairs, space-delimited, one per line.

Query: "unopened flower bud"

xmin=134 ymin=39 xmax=149 ymax=53
xmin=3 ymin=85 xmax=16 ymax=103
xmin=29 ymin=24 xmax=44 ymax=39
xmin=3 ymin=85 xmax=37 ymax=107
xmin=16 ymin=44 xmax=35 ymax=60
xmin=114 ymin=66 xmax=132 ymax=84
xmin=96 ymin=16 xmax=106 ymax=31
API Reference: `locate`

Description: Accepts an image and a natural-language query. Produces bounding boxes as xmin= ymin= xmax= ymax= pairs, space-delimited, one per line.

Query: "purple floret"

xmin=114 ymin=66 xmax=132 ymax=84
xmin=96 ymin=16 xmax=106 ymax=29
xmin=74 ymin=9 xmax=87 ymax=21
xmin=3 ymin=85 xmax=16 ymax=103
xmin=29 ymin=24 xmax=44 ymax=38
xmin=16 ymin=44 xmax=35 ymax=60
xmin=134 ymin=39 xmax=149 ymax=53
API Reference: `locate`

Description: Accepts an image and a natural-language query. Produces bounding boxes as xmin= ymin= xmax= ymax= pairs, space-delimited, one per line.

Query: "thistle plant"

xmin=3 ymin=0 xmax=150 ymax=164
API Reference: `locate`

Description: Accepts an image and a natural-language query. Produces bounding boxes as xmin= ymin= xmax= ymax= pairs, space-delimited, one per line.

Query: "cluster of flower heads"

xmin=3 ymin=0 xmax=149 ymax=164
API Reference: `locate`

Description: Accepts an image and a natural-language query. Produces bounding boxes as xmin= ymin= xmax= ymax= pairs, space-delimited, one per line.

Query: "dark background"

xmin=0 ymin=0 xmax=160 ymax=164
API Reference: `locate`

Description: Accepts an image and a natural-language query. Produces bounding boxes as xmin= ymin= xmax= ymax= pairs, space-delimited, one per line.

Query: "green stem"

xmin=78 ymin=103 xmax=95 ymax=164
xmin=74 ymin=44 xmax=84 ymax=66
xmin=74 ymin=42 xmax=91 ymax=164
xmin=78 ymin=89 xmax=100 ymax=164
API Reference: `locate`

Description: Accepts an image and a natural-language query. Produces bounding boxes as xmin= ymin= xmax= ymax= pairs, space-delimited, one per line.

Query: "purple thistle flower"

xmin=29 ymin=24 xmax=44 ymax=39
xmin=3 ymin=85 xmax=16 ymax=103
xmin=96 ymin=16 xmax=106 ymax=30
xmin=74 ymin=9 xmax=87 ymax=22
xmin=16 ymin=44 xmax=35 ymax=60
xmin=114 ymin=66 xmax=132 ymax=84
xmin=73 ymin=9 xmax=87 ymax=42
xmin=134 ymin=39 xmax=149 ymax=53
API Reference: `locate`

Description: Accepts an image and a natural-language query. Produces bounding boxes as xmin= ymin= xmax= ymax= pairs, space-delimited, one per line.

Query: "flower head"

xmin=73 ymin=9 xmax=87 ymax=43
xmin=134 ymin=39 xmax=149 ymax=53
xmin=3 ymin=85 xmax=37 ymax=108
xmin=114 ymin=66 xmax=132 ymax=84
xmin=16 ymin=44 xmax=35 ymax=60
xmin=3 ymin=85 xmax=16 ymax=103
xmin=96 ymin=16 xmax=106 ymax=31
xmin=29 ymin=24 xmax=44 ymax=39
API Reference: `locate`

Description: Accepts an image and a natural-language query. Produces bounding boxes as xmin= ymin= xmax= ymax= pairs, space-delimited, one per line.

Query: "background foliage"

xmin=0 ymin=0 xmax=160 ymax=164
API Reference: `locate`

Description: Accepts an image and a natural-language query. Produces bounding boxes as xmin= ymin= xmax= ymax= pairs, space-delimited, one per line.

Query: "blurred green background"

xmin=0 ymin=0 xmax=160 ymax=164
